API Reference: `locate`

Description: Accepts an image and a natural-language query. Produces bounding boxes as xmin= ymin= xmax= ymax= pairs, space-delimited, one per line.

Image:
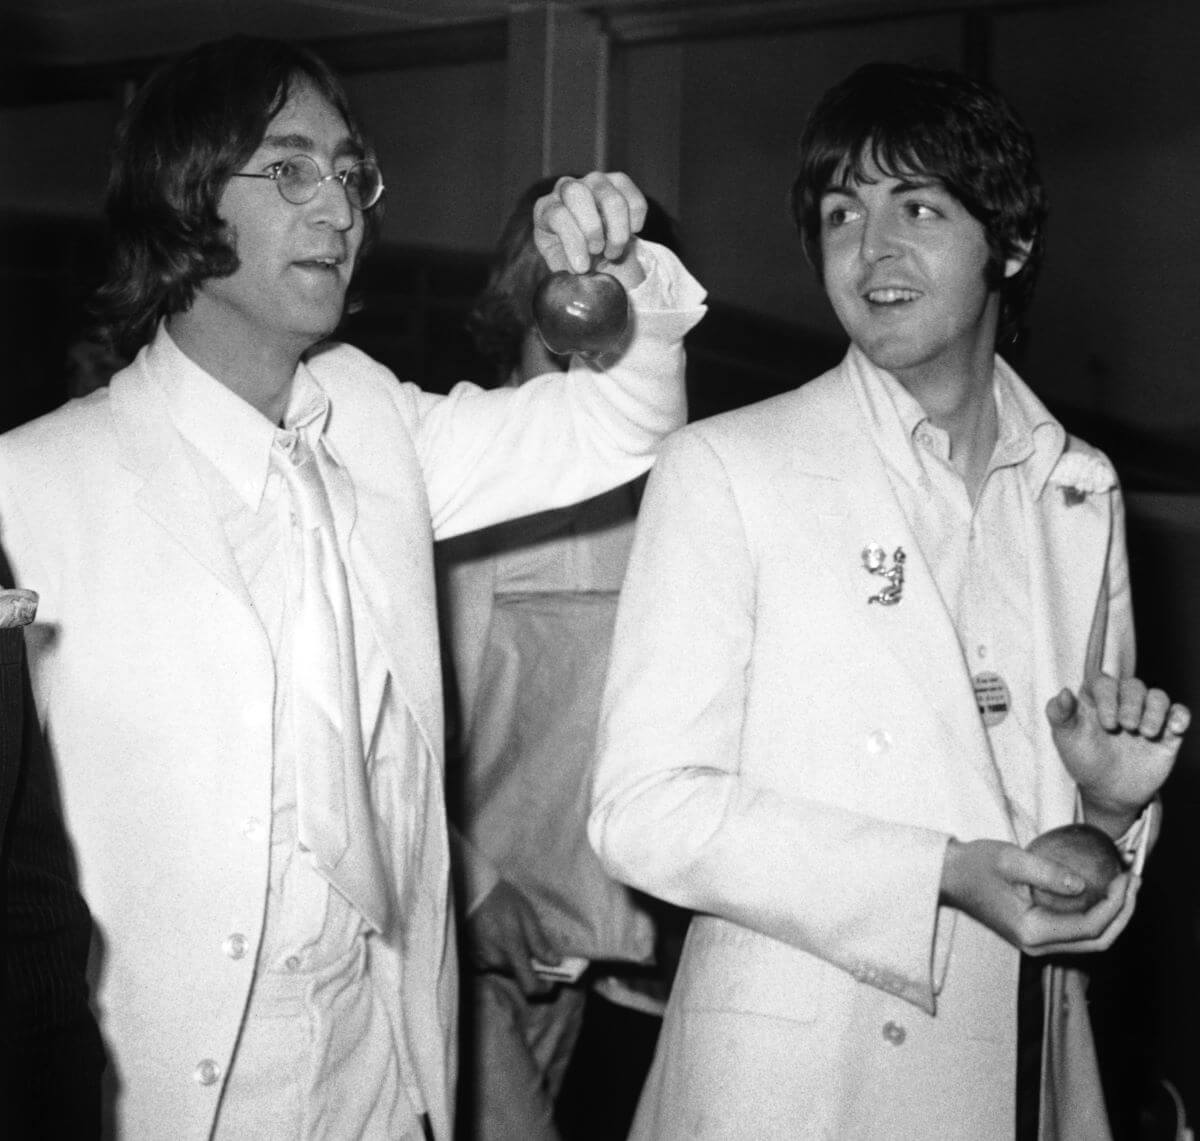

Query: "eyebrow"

xmin=820 ymin=175 xmax=944 ymax=200
xmin=259 ymin=132 xmax=364 ymax=162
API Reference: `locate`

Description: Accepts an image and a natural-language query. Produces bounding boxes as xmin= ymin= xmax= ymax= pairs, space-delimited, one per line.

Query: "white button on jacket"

xmin=193 ymin=1059 xmax=221 ymax=1086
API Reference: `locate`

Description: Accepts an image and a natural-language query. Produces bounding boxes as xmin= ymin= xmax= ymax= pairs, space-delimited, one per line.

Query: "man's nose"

xmin=861 ymin=211 xmax=900 ymax=264
xmin=308 ymin=176 xmax=355 ymax=231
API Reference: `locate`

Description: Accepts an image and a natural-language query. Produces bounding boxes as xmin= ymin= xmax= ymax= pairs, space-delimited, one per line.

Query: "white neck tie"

xmin=276 ymin=435 xmax=391 ymax=934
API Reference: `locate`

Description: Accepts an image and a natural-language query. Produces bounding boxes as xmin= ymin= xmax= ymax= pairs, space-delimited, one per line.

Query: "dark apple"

xmin=1026 ymin=823 xmax=1123 ymax=913
xmin=532 ymin=269 xmax=630 ymax=357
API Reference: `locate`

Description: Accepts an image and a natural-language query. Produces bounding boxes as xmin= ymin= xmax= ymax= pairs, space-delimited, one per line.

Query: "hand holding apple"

xmin=532 ymin=268 xmax=630 ymax=357
xmin=939 ymin=835 xmax=1134 ymax=956
xmin=532 ymin=172 xmax=648 ymax=290
xmin=1025 ymin=823 xmax=1123 ymax=913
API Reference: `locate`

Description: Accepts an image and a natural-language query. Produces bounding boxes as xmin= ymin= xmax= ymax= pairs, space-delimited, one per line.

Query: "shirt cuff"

xmin=627 ymin=239 xmax=708 ymax=341
xmin=1073 ymin=790 xmax=1158 ymax=876
xmin=1117 ymin=798 xmax=1157 ymax=876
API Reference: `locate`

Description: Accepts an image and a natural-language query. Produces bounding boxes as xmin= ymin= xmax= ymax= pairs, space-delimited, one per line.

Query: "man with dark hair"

xmin=92 ymin=35 xmax=380 ymax=361
xmin=0 ymin=34 xmax=705 ymax=1140
xmin=589 ymin=60 xmax=1187 ymax=1140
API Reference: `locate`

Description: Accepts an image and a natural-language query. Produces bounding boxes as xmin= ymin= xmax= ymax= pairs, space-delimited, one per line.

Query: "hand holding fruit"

xmin=940 ymin=834 xmax=1134 ymax=956
xmin=532 ymin=172 xmax=648 ymax=289
xmin=532 ymin=267 xmax=629 ymax=357
xmin=1025 ymin=823 xmax=1123 ymax=913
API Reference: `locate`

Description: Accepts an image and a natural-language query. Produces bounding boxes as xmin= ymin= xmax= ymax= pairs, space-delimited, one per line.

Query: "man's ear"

xmin=1004 ymin=240 xmax=1033 ymax=279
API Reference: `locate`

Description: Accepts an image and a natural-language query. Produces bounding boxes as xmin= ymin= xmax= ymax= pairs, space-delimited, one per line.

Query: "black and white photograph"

xmin=1 ymin=2 xmax=1196 ymax=1139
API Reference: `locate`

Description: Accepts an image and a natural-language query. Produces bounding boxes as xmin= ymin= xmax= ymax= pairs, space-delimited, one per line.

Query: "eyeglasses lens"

xmin=276 ymin=158 xmax=317 ymax=205
xmin=276 ymin=156 xmax=382 ymax=210
xmin=343 ymin=165 xmax=382 ymax=210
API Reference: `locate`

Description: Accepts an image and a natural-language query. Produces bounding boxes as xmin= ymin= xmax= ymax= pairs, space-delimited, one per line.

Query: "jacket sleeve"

xmin=588 ymin=429 xmax=949 ymax=1014
xmin=408 ymin=241 xmax=706 ymax=542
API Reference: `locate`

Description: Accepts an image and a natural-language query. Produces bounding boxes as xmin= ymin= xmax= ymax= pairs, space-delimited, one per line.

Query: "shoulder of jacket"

xmin=0 ymin=388 xmax=115 ymax=469
xmin=677 ymin=364 xmax=848 ymax=454
xmin=305 ymin=340 xmax=405 ymax=399
xmin=1061 ymin=433 xmax=1112 ymax=466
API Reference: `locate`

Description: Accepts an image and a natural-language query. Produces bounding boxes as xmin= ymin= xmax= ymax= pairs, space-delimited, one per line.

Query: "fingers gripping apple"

xmin=1026 ymin=823 xmax=1123 ymax=912
xmin=532 ymin=270 xmax=630 ymax=357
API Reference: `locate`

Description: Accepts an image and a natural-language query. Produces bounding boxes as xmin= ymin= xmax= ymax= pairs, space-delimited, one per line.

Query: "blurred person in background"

xmin=439 ymin=176 xmax=691 ymax=1141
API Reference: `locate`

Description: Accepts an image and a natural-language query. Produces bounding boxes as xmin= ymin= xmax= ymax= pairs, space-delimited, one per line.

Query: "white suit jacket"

xmin=590 ymin=351 xmax=1133 ymax=1141
xmin=0 ymin=248 xmax=701 ymax=1140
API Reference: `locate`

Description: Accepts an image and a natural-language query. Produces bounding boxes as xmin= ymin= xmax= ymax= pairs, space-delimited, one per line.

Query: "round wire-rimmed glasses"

xmin=232 ymin=154 xmax=384 ymax=211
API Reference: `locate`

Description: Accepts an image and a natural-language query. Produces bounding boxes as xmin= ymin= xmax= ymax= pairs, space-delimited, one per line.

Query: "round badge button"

xmin=972 ymin=671 xmax=1011 ymax=728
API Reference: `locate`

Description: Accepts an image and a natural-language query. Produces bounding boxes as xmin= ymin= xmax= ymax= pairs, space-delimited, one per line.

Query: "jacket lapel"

xmin=109 ymin=354 xmax=253 ymax=611
xmin=1024 ymin=471 xmax=1114 ymax=831
xmin=783 ymin=368 xmax=1015 ymax=834
xmin=319 ymin=427 xmax=445 ymax=764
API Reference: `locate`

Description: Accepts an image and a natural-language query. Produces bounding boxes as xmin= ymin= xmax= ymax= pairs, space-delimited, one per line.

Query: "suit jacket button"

xmin=882 ymin=1020 xmax=906 ymax=1045
xmin=194 ymin=1059 xmax=221 ymax=1086
xmin=866 ymin=730 xmax=893 ymax=755
xmin=223 ymin=933 xmax=248 ymax=960
xmin=242 ymin=816 xmax=264 ymax=840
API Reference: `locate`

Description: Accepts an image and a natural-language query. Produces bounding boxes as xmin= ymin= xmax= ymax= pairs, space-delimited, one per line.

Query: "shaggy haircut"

xmin=790 ymin=61 xmax=1047 ymax=344
xmin=92 ymin=36 xmax=378 ymax=358
xmin=467 ymin=175 xmax=685 ymax=383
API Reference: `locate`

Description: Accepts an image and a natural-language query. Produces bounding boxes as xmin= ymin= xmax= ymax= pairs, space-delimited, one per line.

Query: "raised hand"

xmin=532 ymin=172 xmax=648 ymax=288
xmin=1046 ymin=674 xmax=1190 ymax=837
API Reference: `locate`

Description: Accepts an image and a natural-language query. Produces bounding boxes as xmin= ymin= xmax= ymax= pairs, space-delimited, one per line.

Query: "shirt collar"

xmin=150 ymin=324 xmax=331 ymax=512
xmin=991 ymin=354 xmax=1066 ymax=498
xmin=845 ymin=344 xmax=1065 ymax=497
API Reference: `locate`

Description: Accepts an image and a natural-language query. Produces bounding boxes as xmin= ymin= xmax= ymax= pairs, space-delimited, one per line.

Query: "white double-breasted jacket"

xmin=591 ymin=351 xmax=1133 ymax=1141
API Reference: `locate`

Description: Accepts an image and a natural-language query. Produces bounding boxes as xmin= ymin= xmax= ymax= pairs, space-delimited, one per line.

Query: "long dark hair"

xmin=791 ymin=61 xmax=1047 ymax=345
xmin=91 ymin=36 xmax=377 ymax=359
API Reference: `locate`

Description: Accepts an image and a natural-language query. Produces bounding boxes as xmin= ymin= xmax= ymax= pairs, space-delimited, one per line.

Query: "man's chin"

xmin=300 ymin=301 xmax=349 ymax=342
xmin=853 ymin=337 xmax=922 ymax=375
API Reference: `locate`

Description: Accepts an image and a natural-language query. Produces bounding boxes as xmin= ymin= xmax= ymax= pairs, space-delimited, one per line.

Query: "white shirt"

xmin=158 ymin=328 xmax=423 ymax=1133
xmin=848 ymin=346 xmax=1066 ymax=843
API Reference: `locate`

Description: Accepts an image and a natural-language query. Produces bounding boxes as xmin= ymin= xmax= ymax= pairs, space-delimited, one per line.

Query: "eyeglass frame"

xmin=230 ymin=153 xmax=385 ymax=211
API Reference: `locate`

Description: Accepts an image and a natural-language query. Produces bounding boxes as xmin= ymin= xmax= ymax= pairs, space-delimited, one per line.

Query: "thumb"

xmin=1045 ymin=686 xmax=1079 ymax=729
xmin=1019 ymin=848 xmax=1086 ymax=896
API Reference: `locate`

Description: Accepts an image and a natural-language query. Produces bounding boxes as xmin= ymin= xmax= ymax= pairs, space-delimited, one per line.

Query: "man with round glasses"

xmin=231 ymin=152 xmax=385 ymax=211
xmin=0 ymin=34 xmax=705 ymax=1141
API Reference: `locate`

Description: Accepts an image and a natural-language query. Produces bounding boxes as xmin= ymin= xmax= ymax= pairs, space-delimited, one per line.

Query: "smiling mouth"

xmin=293 ymin=256 xmax=343 ymax=271
xmin=864 ymin=287 xmax=922 ymax=305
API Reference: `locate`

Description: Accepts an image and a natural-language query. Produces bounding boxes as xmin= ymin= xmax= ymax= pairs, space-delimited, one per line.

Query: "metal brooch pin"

xmin=862 ymin=544 xmax=906 ymax=606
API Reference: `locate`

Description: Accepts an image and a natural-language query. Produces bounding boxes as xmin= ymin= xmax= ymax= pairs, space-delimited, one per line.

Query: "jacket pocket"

xmin=677 ymin=920 xmax=826 ymax=1025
